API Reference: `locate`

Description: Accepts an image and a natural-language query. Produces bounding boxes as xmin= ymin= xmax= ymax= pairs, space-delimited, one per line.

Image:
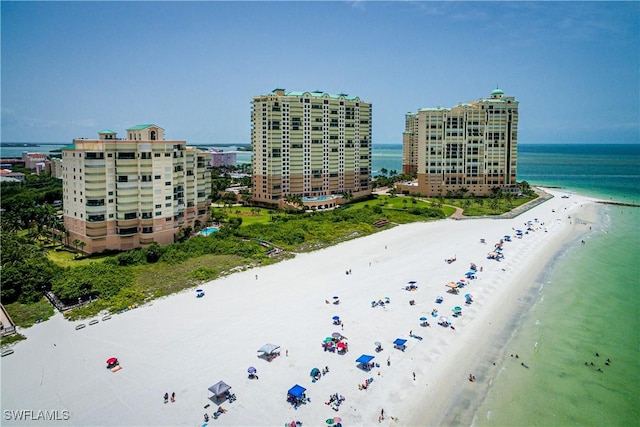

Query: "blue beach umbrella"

xmin=248 ymin=366 xmax=256 ymax=374
xmin=419 ymin=316 xmax=428 ymax=321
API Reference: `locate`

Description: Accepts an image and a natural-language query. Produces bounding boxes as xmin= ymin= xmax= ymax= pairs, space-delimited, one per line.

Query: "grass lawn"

xmin=4 ymin=297 xmax=55 ymax=328
xmin=48 ymin=247 xmax=111 ymax=268
xmin=212 ymin=206 xmax=272 ymax=226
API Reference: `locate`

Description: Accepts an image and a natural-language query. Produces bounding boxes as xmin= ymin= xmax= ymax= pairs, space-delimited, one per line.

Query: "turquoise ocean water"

xmin=2 ymin=142 xmax=638 ymax=425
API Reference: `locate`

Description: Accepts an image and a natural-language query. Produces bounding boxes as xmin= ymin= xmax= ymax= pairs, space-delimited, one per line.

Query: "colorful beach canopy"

xmin=393 ymin=338 xmax=407 ymax=346
xmin=419 ymin=316 xmax=428 ymax=321
xmin=208 ymin=381 xmax=231 ymax=396
xmin=355 ymin=354 xmax=375 ymax=364
xmin=247 ymin=366 xmax=256 ymax=374
xmin=332 ymin=315 xmax=340 ymax=320
xmin=288 ymin=384 xmax=306 ymax=398
xmin=257 ymin=343 xmax=280 ymax=354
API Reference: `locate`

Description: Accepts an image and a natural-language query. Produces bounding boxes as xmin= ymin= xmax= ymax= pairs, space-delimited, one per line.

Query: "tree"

xmin=240 ymin=191 xmax=252 ymax=206
xmin=380 ymin=167 xmax=388 ymax=176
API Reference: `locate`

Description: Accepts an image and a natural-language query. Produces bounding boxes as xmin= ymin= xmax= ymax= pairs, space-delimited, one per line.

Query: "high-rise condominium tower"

xmin=400 ymin=88 xmax=518 ymax=197
xmin=251 ymin=89 xmax=372 ymax=209
xmin=62 ymin=124 xmax=211 ymax=253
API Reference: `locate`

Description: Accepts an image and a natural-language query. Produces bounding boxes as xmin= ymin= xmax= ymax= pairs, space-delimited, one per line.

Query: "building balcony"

xmin=86 ymin=205 xmax=106 ymax=215
xmin=117 ymin=227 xmax=138 ymax=236
xmin=116 ymin=218 xmax=138 ymax=228
xmin=86 ymin=229 xmax=107 ymax=238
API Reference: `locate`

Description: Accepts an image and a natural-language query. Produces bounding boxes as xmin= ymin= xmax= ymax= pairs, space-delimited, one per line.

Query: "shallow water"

xmin=474 ymin=205 xmax=640 ymax=426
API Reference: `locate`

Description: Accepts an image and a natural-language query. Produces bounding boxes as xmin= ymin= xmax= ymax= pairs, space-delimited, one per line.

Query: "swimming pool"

xmin=199 ymin=227 xmax=219 ymax=236
xmin=302 ymin=195 xmax=339 ymax=202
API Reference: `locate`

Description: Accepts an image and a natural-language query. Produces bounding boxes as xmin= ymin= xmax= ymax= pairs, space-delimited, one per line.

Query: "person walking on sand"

xmin=413 ymin=372 xmax=416 ymax=381
xmin=164 ymin=392 xmax=169 ymax=403
xmin=171 ymin=392 xmax=175 ymax=402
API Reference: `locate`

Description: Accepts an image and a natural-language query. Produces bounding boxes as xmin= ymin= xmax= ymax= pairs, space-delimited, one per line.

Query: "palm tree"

xmin=380 ymin=167 xmax=388 ymax=176
xmin=77 ymin=240 xmax=87 ymax=254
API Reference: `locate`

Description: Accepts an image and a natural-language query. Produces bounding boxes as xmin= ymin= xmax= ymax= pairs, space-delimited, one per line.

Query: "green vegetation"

xmin=0 ymin=333 xmax=26 ymax=347
xmin=4 ymin=298 xmax=55 ymax=328
xmin=2 ymin=169 xmax=536 ymax=324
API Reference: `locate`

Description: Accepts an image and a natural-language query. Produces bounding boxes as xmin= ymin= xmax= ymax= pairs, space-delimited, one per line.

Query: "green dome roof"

xmin=491 ymin=88 xmax=504 ymax=95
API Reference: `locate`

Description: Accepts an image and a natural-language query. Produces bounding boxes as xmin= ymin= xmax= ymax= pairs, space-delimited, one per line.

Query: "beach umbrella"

xmin=446 ymin=282 xmax=458 ymax=288
xmin=333 ymin=417 xmax=342 ymax=423
xmin=452 ymin=306 xmax=462 ymax=312
xmin=332 ymin=315 xmax=340 ymax=321
xmin=333 ymin=296 xmax=339 ymax=300
xmin=408 ymin=281 xmax=417 ymax=284
xmin=332 ymin=332 xmax=342 ymax=339
xmin=247 ymin=366 xmax=256 ymax=374
xmin=419 ymin=316 xmax=427 ymax=321
xmin=196 ymin=289 xmax=203 ymax=293
xmin=310 ymin=368 xmax=320 ymax=377
xmin=465 ymin=294 xmax=473 ymax=300
xmin=374 ymin=341 xmax=381 ymax=347
xmin=106 ymin=357 xmax=117 ymax=365
xmin=337 ymin=342 xmax=346 ymax=349
xmin=440 ymin=316 xmax=449 ymax=323
xmin=326 ymin=419 xmax=335 ymax=425
xmin=324 ymin=337 xmax=333 ymax=343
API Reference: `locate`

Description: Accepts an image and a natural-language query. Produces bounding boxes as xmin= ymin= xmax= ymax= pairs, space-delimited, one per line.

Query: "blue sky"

xmin=2 ymin=1 xmax=638 ymax=144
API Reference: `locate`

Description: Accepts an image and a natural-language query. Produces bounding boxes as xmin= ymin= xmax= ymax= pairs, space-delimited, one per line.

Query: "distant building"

xmin=62 ymin=124 xmax=211 ymax=254
xmin=209 ymin=148 xmax=237 ymax=167
xmin=399 ymin=88 xmax=519 ymax=197
xmin=22 ymin=152 xmax=47 ymax=169
xmin=0 ymin=169 xmax=25 ymax=182
xmin=50 ymin=157 xmax=64 ymax=179
xmin=251 ymin=88 xmax=372 ymax=209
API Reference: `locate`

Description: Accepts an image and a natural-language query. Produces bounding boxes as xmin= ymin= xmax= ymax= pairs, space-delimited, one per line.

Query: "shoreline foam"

xmin=1 ymin=188 xmax=600 ymax=427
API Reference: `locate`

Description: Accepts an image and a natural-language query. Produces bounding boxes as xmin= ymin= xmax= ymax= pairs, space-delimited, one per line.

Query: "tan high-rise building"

xmin=251 ymin=89 xmax=372 ymax=209
xmin=400 ymin=88 xmax=518 ymax=197
xmin=62 ymin=124 xmax=211 ymax=254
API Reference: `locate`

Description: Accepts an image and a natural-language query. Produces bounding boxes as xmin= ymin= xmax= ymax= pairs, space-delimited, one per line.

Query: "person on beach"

xmin=171 ymin=392 xmax=175 ymax=402
xmin=413 ymin=372 xmax=416 ymax=381
xmin=387 ymin=356 xmax=390 ymax=366
xmin=164 ymin=392 xmax=169 ymax=403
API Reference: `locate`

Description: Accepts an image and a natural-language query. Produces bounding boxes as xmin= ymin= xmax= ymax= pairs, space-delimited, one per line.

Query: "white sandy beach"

xmin=0 ymin=188 xmax=599 ymax=427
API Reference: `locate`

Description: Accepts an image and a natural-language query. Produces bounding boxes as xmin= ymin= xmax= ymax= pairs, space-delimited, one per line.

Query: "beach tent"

xmin=393 ymin=338 xmax=407 ymax=347
xmin=257 ymin=343 xmax=280 ymax=355
xmin=310 ymin=368 xmax=320 ymax=377
xmin=288 ymin=384 xmax=306 ymax=399
xmin=208 ymin=381 xmax=231 ymax=398
xmin=355 ymin=354 xmax=375 ymax=369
